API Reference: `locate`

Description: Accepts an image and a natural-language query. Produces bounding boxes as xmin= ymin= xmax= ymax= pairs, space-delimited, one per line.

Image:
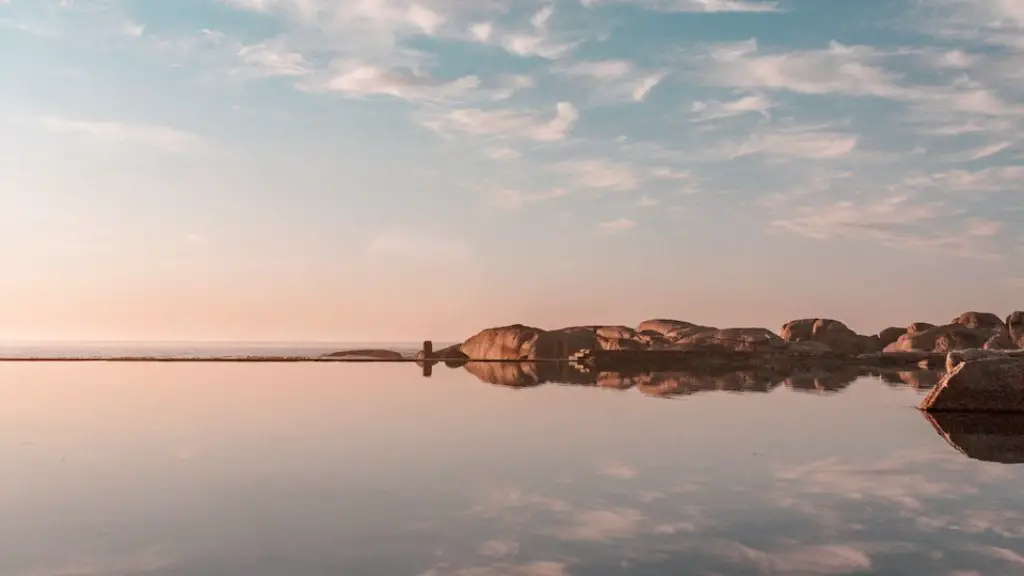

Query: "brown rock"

xmin=636 ymin=319 xmax=703 ymax=336
xmin=780 ymin=318 xmax=869 ymax=354
xmin=878 ymin=327 xmax=906 ymax=349
xmin=1008 ymin=311 xmax=1024 ymax=349
xmin=884 ymin=324 xmax=992 ymax=353
xmin=673 ymin=327 xmax=786 ymax=352
xmin=325 ymin=349 xmax=405 ymax=360
xmin=920 ymin=357 xmax=1024 ymax=412
xmin=459 ymin=325 xmax=600 ymax=360
xmin=950 ymin=311 xmax=1005 ymax=332
xmin=906 ymin=322 xmax=936 ymax=334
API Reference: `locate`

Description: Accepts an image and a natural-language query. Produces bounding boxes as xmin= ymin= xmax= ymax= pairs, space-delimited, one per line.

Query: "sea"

xmin=0 ymin=341 xmax=430 ymax=359
xmin=2 ymin=348 xmax=1023 ymax=575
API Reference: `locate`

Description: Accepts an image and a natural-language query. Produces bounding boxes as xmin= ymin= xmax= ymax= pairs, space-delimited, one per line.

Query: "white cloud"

xmin=691 ymin=93 xmax=774 ymax=121
xmin=598 ymin=218 xmax=637 ymax=234
xmin=483 ymin=147 xmax=522 ymax=160
xmin=962 ymin=141 xmax=1013 ymax=161
xmin=304 ymin=63 xmax=532 ymax=103
xmin=420 ymin=102 xmax=579 ymax=142
xmin=582 ymin=0 xmax=780 ymax=13
xmin=490 ymin=187 xmax=569 ymax=210
xmin=236 ymin=40 xmax=311 ymax=77
xmin=636 ymin=195 xmax=660 ymax=207
xmin=421 ymin=561 xmax=571 ymax=576
xmin=556 ymin=159 xmax=644 ymax=191
xmin=730 ymin=125 xmax=859 ymax=159
xmin=554 ymin=60 xmax=667 ymax=102
xmin=698 ymin=39 xmax=908 ymax=99
xmin=367 ymin=230 xmax=472 ymax=263
xmin=37 ymin=116 xmax=202 ymax=152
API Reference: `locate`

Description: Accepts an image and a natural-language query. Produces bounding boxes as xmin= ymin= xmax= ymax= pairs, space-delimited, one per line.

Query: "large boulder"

xmin=920 ymin=356 xmax=1024 ymax=412
xmin=635 ymin=319 xmax=714 ymax=339
xmin=780 ymin=318 xmax=869 ymax=354
xmin=673 ymin=327 xmax=786 ymax=352
xmin=884 ymin=324 xmax=993 ymax=353
xmin=906 ymin=322 xmax=936 ymax=334
xmin=878 ymin=327 xmax=906 ymax=349
xmin=1008 ymin=311 xmax=1024 ymax=349
xmin=950 ymin=311 xmax=1004 ymax=332
xmin=459 ymin=325 xmax=600 ymax=360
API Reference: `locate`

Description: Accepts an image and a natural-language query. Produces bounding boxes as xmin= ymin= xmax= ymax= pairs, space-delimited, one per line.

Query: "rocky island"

xmin=410 ymin=310 xmax=1024 ymax=413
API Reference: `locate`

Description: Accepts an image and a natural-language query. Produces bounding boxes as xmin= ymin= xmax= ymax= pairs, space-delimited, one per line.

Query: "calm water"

xmin=0 ymin=342 xmax=428 ymax=359
xmin=2 ymin=362 xmax=1023 ymax=576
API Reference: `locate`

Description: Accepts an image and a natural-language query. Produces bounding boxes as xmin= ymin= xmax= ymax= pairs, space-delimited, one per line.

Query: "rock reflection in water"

xmin=924 ymin=412 xmax=1024 ymax=464
xmin=879 ymin=370 xmax=943 ymax=390
xmin=450 ymin=361 xmax=888 ymax=397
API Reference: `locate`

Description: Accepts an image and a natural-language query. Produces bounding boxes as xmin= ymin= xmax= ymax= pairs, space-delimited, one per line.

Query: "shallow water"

xmin=2 ymin=362 xmax=1023 ymax=576
xmin=0 ymin=342 xmax=426 ymax=360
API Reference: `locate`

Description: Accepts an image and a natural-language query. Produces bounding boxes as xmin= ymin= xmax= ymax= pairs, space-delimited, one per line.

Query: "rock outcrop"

xmin=885 ymin=323 xmax=995 ymax=354
xmin=920 ymin=356 xmax=1024 ymax=412
xmin=459 ymin=324 xmax=600 ymax=360
xmin=878 ymin=327 xmax=906 ymax=349
xmin=780 ymin=318 xmax=871 ymax=354
xmin=673 ymin=327 xmax=787 ymax=352
xmin=1008 ymin=311 xmax=1024 ymax=349
xmin=324 ymin=349 xmax=405 ymax=360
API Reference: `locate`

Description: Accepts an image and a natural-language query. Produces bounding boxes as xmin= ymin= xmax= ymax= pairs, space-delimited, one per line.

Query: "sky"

xmin=1 ymin=0 xmax=1023 ymax=342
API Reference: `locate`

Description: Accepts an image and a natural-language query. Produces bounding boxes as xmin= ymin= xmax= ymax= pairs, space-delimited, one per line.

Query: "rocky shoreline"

xmin=411 ymin=310 xmax=1024 ymax=412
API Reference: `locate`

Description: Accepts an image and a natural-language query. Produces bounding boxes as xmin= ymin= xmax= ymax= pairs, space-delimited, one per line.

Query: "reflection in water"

xmin=879 ymin=370 xmax=942 ymax=390
xmin=3 ymin=363 xmax=1022 ymax=576
xmin=448 ymin=361 xmax=943 ymax=398
xmin=925 ymin=412 xmax=1024 ymax=464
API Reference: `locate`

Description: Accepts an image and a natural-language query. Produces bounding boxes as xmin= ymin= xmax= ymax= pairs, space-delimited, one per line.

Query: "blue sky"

xmin=1 ymin=0 xmax=1022 ymax=341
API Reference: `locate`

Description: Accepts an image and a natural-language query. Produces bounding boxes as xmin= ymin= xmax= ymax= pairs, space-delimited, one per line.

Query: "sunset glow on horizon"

xmin=2 ymin=0 xmax=1022 ymax=342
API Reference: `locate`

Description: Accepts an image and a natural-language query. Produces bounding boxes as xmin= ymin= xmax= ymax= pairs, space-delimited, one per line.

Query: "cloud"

xmin=768 ymin=194 xmax=1006 ymax=258
xmin=698 ymin=541 xmax=874 ymax=574
xmin=366 ymin=230 xmax=472 ymax=263
xmin=696 ymin=39 xmax=908 ymax=99
xmin=552 ymin=508 xmax=645 ymax=541
xmin=554 ymin=60 xmax=668 ymax=103
xmin=636 ymin=195 xmax=660 ymax=207
xmin=960 ymin=141 xmax=1013 ymax=162
xmin=483 ymin=147 xmax=522 ymax=160
xmin=37 ymin=116 xmax=202 ymax=152
xmin=582 ymin=0 xmax=780 ymax=13
xmin=236 ymin=39 xmax=311 ymax=77
xmin=420 ymin=102 xmax=579 ymax=142
xmin=598 ymin=218 xmax=636 ymax=234
xmin=420 ymin=561 xmax=571 ymax=576
xmin=477 ymin=540 xmax=520 ymax=559
xmin=729 ymin=124 xmax=859 ymax=160
xmin=691 ymin=93 xmax=774 ymax=121
xmin=490 ymin=187 xmax=569 ymax=210
xmin=598 ymin=462 xmax=639 ymax=478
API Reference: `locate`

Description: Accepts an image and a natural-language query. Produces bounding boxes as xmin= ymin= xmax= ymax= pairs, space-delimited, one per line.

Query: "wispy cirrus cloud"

xmin=582 ymin=0 xmax=780 ymax=13
xmin=553 ymin=59 xmax=668 ymax=103
xmin=419 ymin=102 xmax=579 ymax=142
xmin=36 ymin=116 xmax=202 ymax=152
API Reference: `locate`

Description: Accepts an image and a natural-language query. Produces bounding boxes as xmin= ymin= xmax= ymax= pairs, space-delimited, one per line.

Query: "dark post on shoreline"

xmin=422 ymin=340 xmax=433 ymax=358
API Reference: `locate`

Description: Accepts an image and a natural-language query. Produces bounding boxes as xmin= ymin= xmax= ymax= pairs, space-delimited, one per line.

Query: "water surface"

xmin=2 ymin=362 xmax=1022 ymax=576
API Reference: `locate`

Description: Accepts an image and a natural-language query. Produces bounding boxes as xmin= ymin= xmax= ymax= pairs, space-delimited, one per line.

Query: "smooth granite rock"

xmin=921 ymin=356 xmax=1024 ymax=413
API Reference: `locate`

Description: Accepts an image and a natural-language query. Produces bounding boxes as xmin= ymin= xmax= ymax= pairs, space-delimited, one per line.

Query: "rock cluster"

xmin=447 ymin=310 xmax=1023 ymax=361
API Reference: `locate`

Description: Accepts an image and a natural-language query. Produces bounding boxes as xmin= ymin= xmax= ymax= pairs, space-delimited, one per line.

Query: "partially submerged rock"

xmin=920 ymin=356 xmax=1024 ymax=412
xmin=324 ymin=349 xmax=405 ymax=360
